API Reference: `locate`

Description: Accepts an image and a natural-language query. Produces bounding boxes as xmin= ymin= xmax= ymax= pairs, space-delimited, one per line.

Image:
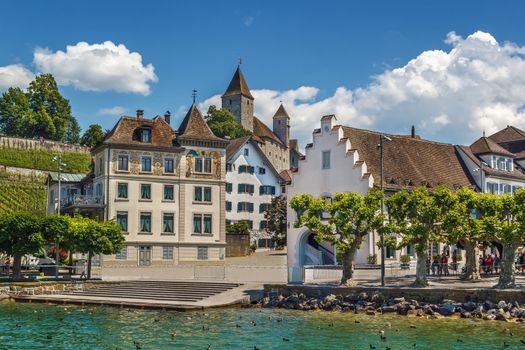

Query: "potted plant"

xmin=367 ymin=254 xmax=377 ymax=265
xmin=400 ymin=254 xmax=411 ymax=269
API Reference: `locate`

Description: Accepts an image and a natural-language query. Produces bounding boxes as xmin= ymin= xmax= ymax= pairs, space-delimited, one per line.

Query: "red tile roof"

xmin=470 ymin=136 xmax=514 ymax=157
xmin=488 ymin=126 xmax=525 ymax=143
xmin=102 ymin=116 xmax=176 ymax=148
xmin=178 ymin=104 xmax=224 ymax=141
xmin=253 ymin=117 xmax=284 ymax=146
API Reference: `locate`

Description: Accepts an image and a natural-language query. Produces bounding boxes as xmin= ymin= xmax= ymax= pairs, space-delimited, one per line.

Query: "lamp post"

xmin=52 ymin=155 xmax=66 ymax=279
xmin=378 ymin=135 xmax=392 ymax=287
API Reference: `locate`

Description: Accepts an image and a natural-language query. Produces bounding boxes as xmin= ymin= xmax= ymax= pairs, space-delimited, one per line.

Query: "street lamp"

xmin=378 ymin=134 xmax=392 ymax=287
xmin=52 ymin=155 xmax=67 ymax=279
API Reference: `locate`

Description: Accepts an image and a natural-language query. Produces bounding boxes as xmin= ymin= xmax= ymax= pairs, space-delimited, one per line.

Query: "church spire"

xmin=222 ymin=66 xmax=254 ymax=100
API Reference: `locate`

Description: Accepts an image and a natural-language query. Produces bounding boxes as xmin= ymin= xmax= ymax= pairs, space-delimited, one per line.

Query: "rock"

xmin=370 ymin=292 xmax=385 ymax=303
xmin=286 ymin=294 xmax=300 ymax=304
xmin=497 ymin=300 xmax=507 ymax=310
xmin=495 ymin=310 xmax=511 ymax=321
xmin=460 ymin=312 xmax=471 ymax=318
xmin=438 ymin=304 xmax=456 ymax=316
xmin=358 ymin=292 xmax=369 ymax=301
xmin=393 ymin=297 xmax=405 ymax=304
xmin=484 ymin=301 xmax=496 ymax=310
xmin=406 ymin=309 xmax=421 ymax=317
xmin=324 ymin=294 xmax=337 ymax=303
xmin=442 ymin=299 xmax=456 ymax=305
xmin=483 ymin=314 xmax=496 ymax=321
xmin=462 ymin=301 xmax=477 ymax=312
xmin=343 ymin=293 xmax=359 ymax=302
xmin=381 ymin=305 xmax=397 ymax=313
xmin=366 ymin=309 xmax=376 ymax=316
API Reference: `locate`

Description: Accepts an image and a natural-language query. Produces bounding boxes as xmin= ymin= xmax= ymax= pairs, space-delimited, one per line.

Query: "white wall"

xmin=286 ymin=116 xmax=375 ymax=283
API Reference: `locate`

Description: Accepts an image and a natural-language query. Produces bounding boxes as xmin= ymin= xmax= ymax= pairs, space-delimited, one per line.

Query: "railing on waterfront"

xmin=61 ymin=195 xmax=104 ymax=208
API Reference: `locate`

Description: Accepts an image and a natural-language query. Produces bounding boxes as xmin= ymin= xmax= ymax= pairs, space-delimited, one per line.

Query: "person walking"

xmin=432 ymin=256 xmax=439 ymax=276
xmin=441 ymin=254 xmax=449 ymax=276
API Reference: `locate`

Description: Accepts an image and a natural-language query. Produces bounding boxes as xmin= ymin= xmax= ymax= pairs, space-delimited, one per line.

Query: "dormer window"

xmin=491 ymin=155 xmax=513 ymax=171
xmin=133 ymin=126 xmax=152 ymax=143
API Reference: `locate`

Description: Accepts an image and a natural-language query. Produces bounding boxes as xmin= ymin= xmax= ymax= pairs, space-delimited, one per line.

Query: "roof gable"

xmin=178 ymin=104 xmax=223 ymax=141
xmin=470 ymin=136 xmax=514 ymax=157
xmin=488 ymin=126 xmax=525 ymax=143
xmin=273 ymin=104 xmax=290 ymax=119
xmin=253 ymin=117 xmax=284 ymax=146
xmin=103 ymin=115 xmax=176 ymax=148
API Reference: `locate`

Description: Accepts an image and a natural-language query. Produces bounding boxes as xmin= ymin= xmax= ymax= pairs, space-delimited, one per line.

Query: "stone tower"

xmin=272 ymin=103 xmax=290 ymax=146
xmin=221 ymin=66 xmax=254 ymax=132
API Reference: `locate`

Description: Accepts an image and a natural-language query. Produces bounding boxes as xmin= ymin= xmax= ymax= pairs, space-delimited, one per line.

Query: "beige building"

xmin=88 ymin=106 xmax=228 ymax=266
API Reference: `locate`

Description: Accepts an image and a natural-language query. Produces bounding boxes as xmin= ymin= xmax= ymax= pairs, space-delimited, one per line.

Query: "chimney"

xmin=164 ymin=111 xmax=171 ymax=125
xmin=411 ymin=125 xmax=415 ymax=138
xmin=136 ymin=109 xmax=144 ymax=119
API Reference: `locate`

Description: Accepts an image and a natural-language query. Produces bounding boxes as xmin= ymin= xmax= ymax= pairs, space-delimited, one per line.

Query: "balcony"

xmin=61 ymin=195 xmax=104 ymax=209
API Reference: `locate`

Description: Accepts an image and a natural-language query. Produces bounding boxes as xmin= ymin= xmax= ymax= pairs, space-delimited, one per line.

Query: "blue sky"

xmin=1 ymin=0 xmax=525 ymax=146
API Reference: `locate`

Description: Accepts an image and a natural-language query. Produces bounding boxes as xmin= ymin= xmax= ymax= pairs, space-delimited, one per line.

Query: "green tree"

xmin=0 ymin=87 xmax=33 ymax=137
xmin=205 ymin=105 xmax=252 ymax=138
xmin=0 ymin=212 xmax=44 ymax=278
xmin=70 ymin=216 xmax=124 ymax=279
xmin=80 ymin=124 xmax=104 ymax=148
xmin=385 ymin=186 xmax=454 ymax=287
xmin=264 ymin=195 xmax=287 ymax=249
xmin=442 ymin=187 xmax=485 ymax=280
xmin=226 ymin=221 xmax=251 ymax=235
xmin=290 ymin=188 xmax=384 ymax=285
xmin=65 ymin=115 xmax=81 ymax=144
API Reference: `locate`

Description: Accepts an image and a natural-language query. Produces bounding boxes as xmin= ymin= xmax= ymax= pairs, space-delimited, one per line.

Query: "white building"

xmin=225 ymin=136 xmax=284 ymax=246
xmin=286 ymin=115 xmax=476 ymax=283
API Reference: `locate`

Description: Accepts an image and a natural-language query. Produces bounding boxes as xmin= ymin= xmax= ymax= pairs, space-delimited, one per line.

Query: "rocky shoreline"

xmin=250 ymin=292 xmax=525 ymax=322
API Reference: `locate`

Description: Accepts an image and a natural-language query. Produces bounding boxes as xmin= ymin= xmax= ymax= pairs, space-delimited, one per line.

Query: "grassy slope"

xmin=0 ymin=147 xmax=91 ymax=173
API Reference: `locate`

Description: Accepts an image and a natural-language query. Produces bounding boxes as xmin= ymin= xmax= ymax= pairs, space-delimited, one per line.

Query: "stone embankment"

xmin=251 ymin=292 xmax=525 ymax=322
xmin=0 ymin=282 xmax=87 ymax=300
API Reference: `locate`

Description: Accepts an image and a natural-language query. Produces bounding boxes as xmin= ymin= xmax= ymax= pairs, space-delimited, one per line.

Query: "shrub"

xmin=367 ymin=254 xmax=377 ymax=264
xmin=400 ymin=254 xmax=412 ymax=264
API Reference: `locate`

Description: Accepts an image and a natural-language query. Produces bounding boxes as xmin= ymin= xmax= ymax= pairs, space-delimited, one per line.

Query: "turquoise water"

xmin=0 ymin=301 xmax=524 ymax=349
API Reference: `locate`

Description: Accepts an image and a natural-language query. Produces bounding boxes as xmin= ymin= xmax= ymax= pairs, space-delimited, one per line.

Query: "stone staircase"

xmin=67 ymin=281 xmax=241 ymax=303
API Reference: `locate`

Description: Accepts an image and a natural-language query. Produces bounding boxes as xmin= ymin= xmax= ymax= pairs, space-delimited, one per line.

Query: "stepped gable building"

xmin=65 ymin=106 xmax=229 ymax=267
xmin=286 ymin=115 xmax=477 ymax=283
xmin=221 ymin=66 xmax=300 ymax=173
xmin=224 ymin=135 xmax=285 ymax=247
xmin=456 ymin=126 xmax=525 ymax=194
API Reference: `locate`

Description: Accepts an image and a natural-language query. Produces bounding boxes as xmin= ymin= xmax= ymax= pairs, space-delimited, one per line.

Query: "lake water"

xmin=0 ymin=301 xmax=523 ymax=349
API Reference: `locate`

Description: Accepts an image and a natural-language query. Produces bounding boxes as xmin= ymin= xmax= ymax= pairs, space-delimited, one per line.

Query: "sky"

xmin=1 ymin=0 xmax=525 ymax=147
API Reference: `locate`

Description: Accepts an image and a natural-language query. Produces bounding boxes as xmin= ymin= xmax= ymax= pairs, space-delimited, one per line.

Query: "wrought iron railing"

xmin=61 ymin=195 xmax=104 ymax=208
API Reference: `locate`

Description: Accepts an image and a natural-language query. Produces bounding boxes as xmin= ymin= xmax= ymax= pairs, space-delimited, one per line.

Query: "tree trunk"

xmin=340 ymin=248 xmax=357 ymax=286
xmin=87 ymin=251 xmax=93 ymax=280
xmin=413 ymin=248 xmax=429 ymax=287
xmin=495 ymin=242 xmax=518 ymax=289
xmin=461 ymin=240 xmax=481 ymax=280
xmin=12 ymin=255 xmax=22 ymax=278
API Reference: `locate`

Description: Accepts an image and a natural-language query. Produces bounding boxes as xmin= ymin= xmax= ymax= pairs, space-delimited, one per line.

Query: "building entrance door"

xmin=139 ymin=246 xmax=152 ymax=266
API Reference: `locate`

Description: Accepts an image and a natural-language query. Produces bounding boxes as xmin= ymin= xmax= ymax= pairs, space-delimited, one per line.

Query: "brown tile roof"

xmin=458 ymin=145 xmax=525 ymax=181
xmin=222 ymin=66 xmax=254 ymax=100
xmin=341 ymin=126 xmax=475 ymax=190
xmin=178 ymin=104 xmax=223 ymax=141
xmin=488 ymin=126 xmax=525 ymax=143
xmin=280 ymin=169 xmax=292 ymax=184
xmin=470 ymin=136 xmax=514 ymax=157
xmin=273 ymin=104 xmax=290 ymax=119
xmin=253 ymin=116 xmax=284 ymax=146
xmin=226 ymin=136 xmax=250 ymax=161
xmin=103 ymin=116 xmax=176 ymax=148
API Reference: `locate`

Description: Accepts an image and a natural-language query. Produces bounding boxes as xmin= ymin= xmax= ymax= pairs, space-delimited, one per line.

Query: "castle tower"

xmin=272 ymin=103 xmax=290 ymax=147
xmin=221 ymin=66 xmax=254 ymax=132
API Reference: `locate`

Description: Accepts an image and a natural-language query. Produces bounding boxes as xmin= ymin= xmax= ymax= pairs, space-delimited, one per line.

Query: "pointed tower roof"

xmin=273 ymin=103 xmax=290 ymax=119
xmin=178 ymin=104 xmax=223 ymax=141
xmin=222 ymin=66 xmax=254 ymax=100
xmin=488 ymin=125 xmax=525 ymax=144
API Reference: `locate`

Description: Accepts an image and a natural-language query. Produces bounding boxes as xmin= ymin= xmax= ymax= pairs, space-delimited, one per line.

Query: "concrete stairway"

xmin=67 ymin=281 xmax=241 ymax=303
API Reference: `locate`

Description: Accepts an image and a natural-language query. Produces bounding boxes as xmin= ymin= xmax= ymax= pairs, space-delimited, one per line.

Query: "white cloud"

xmin=33 ymin=41 xmax=158 ymax=95
xmin=0 ymin=64 xmax=34 ymax=90
xmin=97 ymin=106 xmax=126 ymax=116
xmin=200 ymin=30 xmax=525 ymax=146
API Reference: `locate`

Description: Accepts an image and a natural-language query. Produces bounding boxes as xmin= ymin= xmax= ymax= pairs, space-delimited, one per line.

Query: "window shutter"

xmin=250 ymin=184 xmax=254 ymax=193
xmin=259 ymin=186 xmax=263 ymax=195
xmin=271 ymin=186 xmax=276 ymax=195
xmin=249 ymin=203 xmax=254 ymax=212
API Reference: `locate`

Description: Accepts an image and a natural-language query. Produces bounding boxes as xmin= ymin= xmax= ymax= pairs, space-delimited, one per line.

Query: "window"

xmin=164 ymin=158 xmax=174 ymax=173
xmin=492 ymin=155 xmax=513 ymax=171
xmin=193 ymin=214 xmax=212 ymax=234
xmin=117 ymin=183 xmax=128 ymax=199
xmin=116 ymin=212 xmax=128 ymax=232
xmin=259 ymin=185 xmax=276 ymax=195
xmin=194 ymin=186 xmax=212 ymax=202
xmin=141 ymin=156 xmax=152 ymax=172
xmin=117 ymin=154 xmax=129 ymax=171
xmin=98 ymin=158 xmax=103 ymax=175
xmin=115 ymin=247 xmax=127 ymax=260
xmin=163 ymin=213 xmax=174 ymax=233
xmin=238 ymin=165 xmax=254 ymax=174
xmin=237 ymin=202 xmax=254 ymax=212
xmin=322 ymin=150 xmax=331 ymax=169
xmin=140 ymin=184 xmax=151 ymax=200
xmin=164 ymin=185 xmax=174 ymax=201
xmin=259 ymin=167 xmax=266 ymax=175
xmin=226 ymin=163 xmax=233 ymax=172
xmin=226 ymin=201 xmax=232 ymax=211
xmin=486 ymin=182 xmax=497 ymax=194
xmin=195 ymin=157 xmax=212 ymax=173
xmin=406 ymin=244 xmax=415 ymax=257
xmin=141 ymin=128 xmax=151 ymax=143
xmin=259 ymin=220 xmax=268 ymax=230
xmin=244 ymin=148 xmax=249 ymax=156
xmin=238 ymin=183 xmax=255 ymax=194
xmin=95 ymin=183 xmax=102 ymax=197
xmin=139 ymin=213 xmax=152 ymax=233
xmin=260 ymin=203 xmax=271 ymax=213
xmin=226 ymin=183 xmax=233 ymax=193
xmin=197 ymin=246 xmax=208 ymax=260
xmin=163 ymin=246 xmax=174 ymax=260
